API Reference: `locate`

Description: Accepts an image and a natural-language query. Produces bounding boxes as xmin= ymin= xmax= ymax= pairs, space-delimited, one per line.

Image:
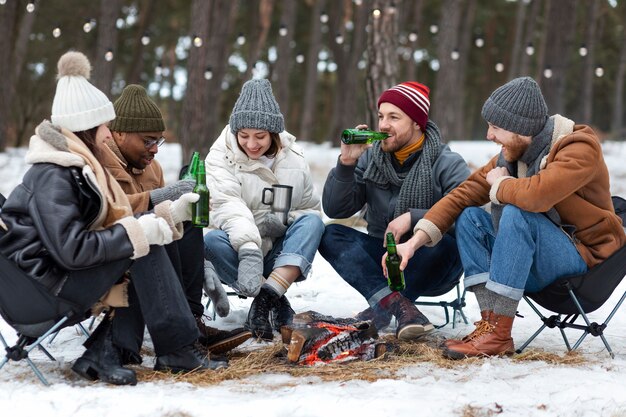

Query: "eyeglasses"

xmin=141 ymin=135 xmax=165 ymax=149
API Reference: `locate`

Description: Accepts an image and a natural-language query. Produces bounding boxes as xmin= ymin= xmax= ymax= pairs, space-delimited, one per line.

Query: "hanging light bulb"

xmin=155 ymin=61 xmax=163 ymax=76
xmin=83 ymin=19 xmax=93 ymax=33
xmin=353 ymin=0 xmax=363 ymax=5
xmin=320 ymin=11 xmax=329 ymax=23
xmin=141 ymin=32 xmax=151 ymax=46
xmin=279 ymin=23 xmax=288 ymax=37
xmin=595 ymin=65 xmax=604 ymax=77
xmin=495 ymin=62 xmax=504 ymax=73
xmin=204 ymin=66 xmax=213 ymax=80
xmin=372 ymin=8 xmax=381 ymax=19
xmin=52 ymin=26 xmax=61 ymax=38
xmin=104 ymin=49 xmax=114 ymax=62
xmin=543 ymin=66 xmax=553 ymax=79
xmin=429 ymin=24 xmax=438 ymax=34
xmin=579 ymin=44 xmax=588 ymax=57
xmin=525 ymin=42 xmax=535 ymax=56
xmin=450 ymin=48 xmax=460 ymax=60
xmin=236 ymin=33 xmax=245 ymax=46
xmin=26 ymin=1 xmax=35 ymax=13
xmin=192 ymin=35 xmax=203 ymax=47
xmin=0 ymin=0 xmax=7 ymax=5
xmin=296 ymin=53 xmax=305 ymax=64
xmin=335 ymin=33 xmax=344 ymax=45
xmin=474 ymin=36 xmax=484 ymax=48
xmin=408 ymin=30 xmax=418 ymax=42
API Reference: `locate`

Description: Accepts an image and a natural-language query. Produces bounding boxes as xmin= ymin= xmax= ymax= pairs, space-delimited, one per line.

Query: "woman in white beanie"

xmin=0 ymin=51 xmax=215 ymax=385
xmin=204 ymin=79 xmax=324 ymax=341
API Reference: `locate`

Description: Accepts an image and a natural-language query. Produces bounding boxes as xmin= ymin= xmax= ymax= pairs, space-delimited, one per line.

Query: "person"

xmin=203 ymin=79 xmax=324 ymax=340
xmin=388 ymin=76 xmax=626 ymax=358
xmin=318 ymin=81 xmax=470 ymax=340
xmin=0 ymin=51 xmax=219 ymax=386
xmin=100 ymin=84 xmax=251 ymax=361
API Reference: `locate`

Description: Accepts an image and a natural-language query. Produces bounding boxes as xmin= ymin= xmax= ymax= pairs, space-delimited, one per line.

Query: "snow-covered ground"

xmin=1 ymin=139 xmax=626 ymax=417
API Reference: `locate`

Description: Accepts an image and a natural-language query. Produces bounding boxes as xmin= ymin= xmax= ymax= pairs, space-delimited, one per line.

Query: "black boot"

xmin=72 ymin=312 xmax=137 ymax=386
xmin=195 ymin=314 xmax=252 ymax=354
xmin=246 ymin=287 xmax=279 ymax=341
xmin=271 ymin=295 xmax=295 ymax=331
xmin=154 ymin=342 xmax=228 ymax=373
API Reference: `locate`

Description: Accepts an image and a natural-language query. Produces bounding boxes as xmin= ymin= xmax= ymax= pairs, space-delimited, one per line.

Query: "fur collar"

xmin=25 ymin=121 xmax=85 ymax=167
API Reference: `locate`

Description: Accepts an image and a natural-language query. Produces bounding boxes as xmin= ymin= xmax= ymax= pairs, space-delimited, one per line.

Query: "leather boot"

xmin=72 ymin=312 xmax=137 ymax=385
xmin=443 ymin=313 xmax=515 ymax=360
xmin=379 ymin=292 xmax=434 ymax=340
xmin=355 ymin=306 xmax=392 ymax=331
xmin=154 ymin=342 xmax=228 ymax=373
xmin=195 ymin=315 xmax=252 ymax=354
xmin=442 ymin=310 xmax=492 ymax=348
xmin=271 ymin=295 xmax=295 ymax=331
xmin=246 ymin=287 xmax=279 ymax=341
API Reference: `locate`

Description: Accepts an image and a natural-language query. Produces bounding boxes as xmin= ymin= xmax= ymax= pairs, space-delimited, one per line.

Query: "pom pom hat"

xmin=51 ymin=51 xmax=115 ymax=132
xmin=377 ymin=81 xmax=431 ymax=130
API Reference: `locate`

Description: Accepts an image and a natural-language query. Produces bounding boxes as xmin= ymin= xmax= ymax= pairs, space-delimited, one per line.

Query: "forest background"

xmin=1 ymin=0 xmax=625 ymax=162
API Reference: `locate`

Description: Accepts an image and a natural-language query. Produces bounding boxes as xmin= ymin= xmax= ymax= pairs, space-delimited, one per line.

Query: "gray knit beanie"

xmin=481 ymin=76 xmax=548 ymax=136
xmin=229 ymin=79 xmax=284 ymax=134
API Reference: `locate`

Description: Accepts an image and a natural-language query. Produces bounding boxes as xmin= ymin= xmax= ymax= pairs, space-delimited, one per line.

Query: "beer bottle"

xmin=385 ymin=232 xmax=406 ymax=291
xmin=180 ymin=151 xmax=200 ymax=180
xmin=192 ymin=160 xmax=210 ymax=227
xmin=341 ymin=129 xmax=389 ymax=144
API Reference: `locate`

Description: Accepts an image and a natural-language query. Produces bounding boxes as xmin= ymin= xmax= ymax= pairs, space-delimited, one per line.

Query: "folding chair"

xmin=415 ymin=281 xmax=469 ymax=329
xmin=516 ymin=243 xmax=626 ymax=358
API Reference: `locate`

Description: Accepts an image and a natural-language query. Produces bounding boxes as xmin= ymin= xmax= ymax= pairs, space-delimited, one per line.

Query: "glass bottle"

xmin=341 ymin=129 xmax=389 ymax=144
xmin=385 ymin=232 xmax=406 ymax=291
xmin=192 ymin=160 xmax=210 ymax=227
xmin=180 ymin=151 xmax=200 ymax=180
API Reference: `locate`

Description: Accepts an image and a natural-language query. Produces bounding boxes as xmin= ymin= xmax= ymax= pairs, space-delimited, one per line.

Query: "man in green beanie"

xmin=100 ymin=84 xmax=251 ymax=364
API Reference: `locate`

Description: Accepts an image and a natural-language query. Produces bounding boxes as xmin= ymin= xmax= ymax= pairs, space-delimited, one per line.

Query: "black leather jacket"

xmin=0 ymin=163 xmax=135 ymax=294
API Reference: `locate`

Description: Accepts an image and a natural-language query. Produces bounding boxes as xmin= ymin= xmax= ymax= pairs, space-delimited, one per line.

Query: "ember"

xmin=280 ymin=311 xmax=387 ymax=365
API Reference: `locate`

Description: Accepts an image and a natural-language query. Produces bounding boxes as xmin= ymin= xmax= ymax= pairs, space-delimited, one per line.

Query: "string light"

xmin=353 ymin=0 xmax=363 ymax=5
xmin=155 ymin=61 xmax=163 ymax=76
xmin=525 ymin=42 xmax=535 ymax=56
xmin=192 ymin=35 xmax=203 ymax=47
xmin=408 ymin=30 xmax=418 ymax=42
xmin=335 ymin=33 xmax=344 ymax=45
xmin=279 ymin=24 xmax=288 ymax=37
xmin=83 ymin=19 xmax=93 ymax=33
xmin=236 ymin=33 xmax=245 ymax=46
xmin=141 ymin=32 xmax=151 ymax=46
xmin=52 ymin=26 xmax=61 ymax=38
xmin=595 ymin=65 xmax=604 ymax=77
xmin=320 ymin=11 xmax=329 ymax=23
xmin=0 ymin=0 xmax=7 ymax=5
xmin=450 ymin=48 xmax=460 ymax=60
xmin=474 ymin=36 xmax=484 ymax=48
xmin=104 ymin=49 xmax=114 ymax=62
xmin=543 ymin=66 xmax=553 ymax=78
xmin=372 ymin=9 xmax=381 ymax=19
xmin=429 ymin=24 xmax=438 ymax=34
xmin=26 ymin=1 xmax=35 ymax=13
xmin=495 ymin=62 xmax=504 ymax=72
xmin=296 ymin=53 xmax=304 ymax=64
xmin=204 ymin=66 xmax=213 ymax=80
xmin=579 ymin=44 xmax=588 ymax=57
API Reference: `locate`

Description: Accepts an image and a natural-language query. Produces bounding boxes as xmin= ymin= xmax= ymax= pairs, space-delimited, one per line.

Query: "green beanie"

xmin=109 ymin=84 xmax=165 ymax=132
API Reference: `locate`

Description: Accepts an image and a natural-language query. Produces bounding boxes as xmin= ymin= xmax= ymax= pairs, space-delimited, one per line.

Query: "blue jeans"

xmin=457 ymin=206 xmax=588 ymax=301
xmin=204 ymin=214 xmax=325 ymax=285
xmin=318 ymin=224 xmax=463 ymax=307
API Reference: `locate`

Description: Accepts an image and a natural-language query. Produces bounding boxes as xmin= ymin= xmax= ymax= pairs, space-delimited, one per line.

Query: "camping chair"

xmin=516 ymin=197 xmax=626 ymax=358
xmin=415 ymin=280 xmax=469 ymax=329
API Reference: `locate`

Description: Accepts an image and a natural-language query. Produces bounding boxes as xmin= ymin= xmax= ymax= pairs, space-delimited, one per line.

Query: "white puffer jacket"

xmin=206 ymin=125 xmax=321 ymax=255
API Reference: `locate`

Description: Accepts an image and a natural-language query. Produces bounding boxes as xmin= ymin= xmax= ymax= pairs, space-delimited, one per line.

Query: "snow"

xmin=2 ymin=139 xmax=626 ymax=417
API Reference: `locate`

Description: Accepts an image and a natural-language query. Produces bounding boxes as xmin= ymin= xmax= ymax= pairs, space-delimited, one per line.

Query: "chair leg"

xmin=25 ymin=357 xmax=49 ymax=386
xmin=515 ymin=322 xmax=548 ymax=354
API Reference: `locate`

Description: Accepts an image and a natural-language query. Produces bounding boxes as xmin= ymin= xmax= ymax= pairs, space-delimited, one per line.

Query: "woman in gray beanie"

xmin=204 ymin=79 xmax=324 ymax=340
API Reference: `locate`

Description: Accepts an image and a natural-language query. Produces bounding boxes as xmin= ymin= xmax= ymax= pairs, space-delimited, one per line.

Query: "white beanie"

xmin=51 ymin=51 xmax=115 ymax=132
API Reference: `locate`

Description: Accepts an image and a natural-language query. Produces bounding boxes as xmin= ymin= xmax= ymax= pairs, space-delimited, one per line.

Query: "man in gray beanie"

xmin=389 ymin=76 xmax=625 ymax=358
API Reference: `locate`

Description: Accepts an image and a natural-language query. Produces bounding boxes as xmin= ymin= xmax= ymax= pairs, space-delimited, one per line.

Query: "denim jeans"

xmin=457 ymin=206 xmax=588 ymax=301
xmin=204 ymin=214 xmax=325 ymax=285
xmin=318 ymin=224 xmax=463 ymax=307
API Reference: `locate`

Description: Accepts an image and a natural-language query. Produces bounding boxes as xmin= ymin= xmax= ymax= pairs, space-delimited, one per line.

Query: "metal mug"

xmin=262 ymin=184 xmax=293 ymax=225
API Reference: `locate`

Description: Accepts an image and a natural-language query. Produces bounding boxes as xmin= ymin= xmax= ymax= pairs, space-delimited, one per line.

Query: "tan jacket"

xmin=416 ymin=115 xmax=625 ymax=268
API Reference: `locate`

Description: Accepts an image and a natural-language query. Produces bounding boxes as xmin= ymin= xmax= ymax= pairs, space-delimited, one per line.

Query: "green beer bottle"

xmin=385 ymin=232 xmax=406 ymax=291
xmin=180 ymin=151 xmax=200 ymax=180
xmin=192 ymin=160 xmax=209 ymax=227
xmin=341 ymin=129 xmax=389 ymax=144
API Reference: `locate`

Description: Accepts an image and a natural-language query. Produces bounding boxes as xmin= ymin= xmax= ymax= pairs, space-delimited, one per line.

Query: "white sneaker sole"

xmin=397 ymin=323 xmax=435 ymax=341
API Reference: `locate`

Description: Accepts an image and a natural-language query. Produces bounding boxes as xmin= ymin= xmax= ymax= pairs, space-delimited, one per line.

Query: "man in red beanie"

xmin=319 ymin=81 xmax=470 ymax=340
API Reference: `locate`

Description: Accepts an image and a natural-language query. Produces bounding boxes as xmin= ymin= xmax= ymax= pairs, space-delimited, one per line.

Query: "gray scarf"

xmin=363 ymin=120 xmax=443 ymax=218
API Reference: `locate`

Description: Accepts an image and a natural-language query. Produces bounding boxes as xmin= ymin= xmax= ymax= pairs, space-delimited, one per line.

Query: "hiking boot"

xmin=442 ymin=310 xmax=492 ymax=349
xmin=72 ymin=313 xmax=137 ymax=386
xmin=355 ymin=306 xmax=393 ymax=330
xmin=443 ymin=313 xmax=515 ymax=360
xmin=380 ymin=292 xmax=434 ymax=340
xmin=195 ymin=315 xmax=252 ymax=354
xmin=119 ymin=347 xmax=142 ymax=366
xmin=246 ymin=287 xmax=279 ymax=341
xmin=271 ymin=295 xmax=295 ymax=331
xmin=154 ymin=342 xmax=228 ymax=373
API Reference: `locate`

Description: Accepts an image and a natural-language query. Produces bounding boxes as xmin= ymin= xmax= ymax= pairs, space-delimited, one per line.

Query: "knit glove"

xmin=257 ymin=213 xmax=288 ymax=238
xmin=137 ymin=213 xmax=173 ymax=246
xmin=236 ymin=245 xmax=264 ymax=297
xmin=169 ymin=192 xmax=199 ymax=224
xmin=203 ymin=260 xmax=230 ymax=317
xmin=149 ymin=179 xmax=195 ymax=205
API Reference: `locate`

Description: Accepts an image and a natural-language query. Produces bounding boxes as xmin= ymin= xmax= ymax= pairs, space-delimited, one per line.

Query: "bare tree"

xmin=507 ymin=0 xmax=528 ymax=79
xmin=244 ymin=0 xmax=275 ymax=80
xmin=92 ymin=0 xmax=122 ymax=95
xmin=403 ymin=0 xmax=424 ymax=82
xmin=519 ymin=0 xmax=542 ymax=76
xmin=274 ymin=1 xmax=297 ymax=115
xmin=365 ymin=0 xmax=399 ymax=129
xmin=126 ymin=0 xmax=157 ymax=85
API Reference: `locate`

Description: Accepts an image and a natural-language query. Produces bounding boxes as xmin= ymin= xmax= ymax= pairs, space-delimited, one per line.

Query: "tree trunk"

xmin=244 ymin=0 xmax=275 ymax=80
xmin=432 ymin=0 xmax=463 ymax=141
xmin=404 ymin=0 xmax=424 ymax=82
xmin=126 ymin=0 xmax=156 ymax=85
xmin=519 ymin=0 xmax=542 ymax=77
xmin=93 ymin=0 xmax=122 ymax=95
xmin=365 ymin=0 xmax=399 ymax=129
xmin=579 ymin=0 xmax=599 ymax=125
xmin=0 ymin=0 xmax=18 ymax=150
xmin=507 ymin=0 xmax=528 ymax=80
xmin=274 ymin=0 xmax=297 ymax=116
xmin=611 ymin=22 xmax=626 ymax=137
xmin=300 ymin=0 xmax=326 ymax=141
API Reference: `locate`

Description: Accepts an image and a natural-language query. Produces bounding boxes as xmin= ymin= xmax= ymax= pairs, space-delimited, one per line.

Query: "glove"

xmin=257 ymin=213 xmax=288 ymax=238
xmin=236 ymin=245 xmax=264 ymax=297
xmin=169 ymin=192 xmax=200 ymax=224
xmin=149 ymin=179 xmax=196 ymax=205
xmin=203 ymin=260 xmax=230 ymax=317
xmin=137 ymin=213 xmax=174 ymax=246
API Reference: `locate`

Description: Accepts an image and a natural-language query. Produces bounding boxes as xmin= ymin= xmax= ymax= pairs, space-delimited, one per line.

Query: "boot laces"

xmin=464 ymin=320 xmax=495 ymax=342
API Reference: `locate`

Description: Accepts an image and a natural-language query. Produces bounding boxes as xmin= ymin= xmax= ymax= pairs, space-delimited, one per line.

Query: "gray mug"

xmin=262 ymin=184 xmax=293 ymax=225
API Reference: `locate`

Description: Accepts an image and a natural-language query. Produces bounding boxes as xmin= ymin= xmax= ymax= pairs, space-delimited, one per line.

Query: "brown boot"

xmin=442 ymin=310 xmax=492 ymax=348
xmin=443 ymin=313 xmax=515 ymax=359
xmin=195 ymin=315 xmax=252 ymax=354
xmin=380 ymin=292 xmax=434 ymax=340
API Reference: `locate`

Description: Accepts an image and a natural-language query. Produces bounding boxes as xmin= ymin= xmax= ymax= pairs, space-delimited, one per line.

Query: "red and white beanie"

xmin=377 ymin=81 xmax=430 ymax=130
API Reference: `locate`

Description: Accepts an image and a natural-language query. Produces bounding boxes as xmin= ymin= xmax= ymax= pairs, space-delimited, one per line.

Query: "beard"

xmin=502 ymin=134 xmax=530 ymax=162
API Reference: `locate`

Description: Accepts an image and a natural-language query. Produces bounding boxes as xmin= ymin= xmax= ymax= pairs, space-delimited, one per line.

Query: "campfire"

xmin=280 ymin=311 xmax=387 ymax=365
